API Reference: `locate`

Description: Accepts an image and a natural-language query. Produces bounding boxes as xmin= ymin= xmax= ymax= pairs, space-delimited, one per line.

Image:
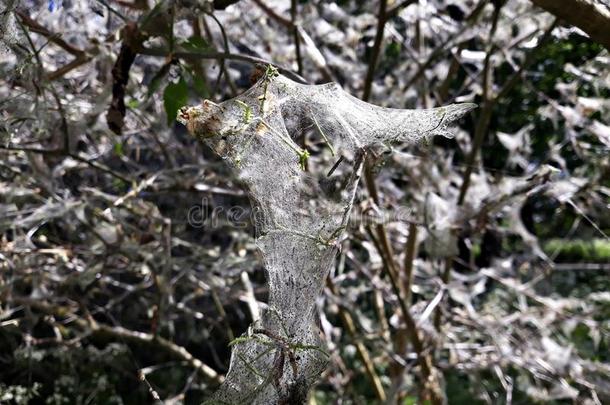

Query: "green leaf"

xmin=112 ymin=178 xmax=128 ymax=192
xmin=113 ymin=142 xmax=123 ymax=157
xmin=147 ymin=63 xmax=172 ymax=97
xmin=385 ymin=41 xmax=401 ymax=59
xmin=182 ymin=36 xmax=209 ymax=53
xmin=163 ymin=79 xmax=189 ymax=125
xmin=126 ymin=99 xmax=139 ymax=109
xmin=184 ymin=66 xmax=209 ymax=98
xmin=191 ymin=71 xmax=209 ymax=98
xmin=402 ymin=397 xmax=417 ymax=405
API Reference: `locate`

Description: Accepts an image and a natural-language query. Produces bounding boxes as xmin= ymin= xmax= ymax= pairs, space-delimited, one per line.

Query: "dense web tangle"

xmin=178 ymin=68 xmax=475 ymax=404
xmin=0 ymin=0 xmax=21 ymax=59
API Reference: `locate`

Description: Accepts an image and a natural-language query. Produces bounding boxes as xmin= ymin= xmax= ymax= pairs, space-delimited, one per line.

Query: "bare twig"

xmin=388 ymin=222 xmax=417 ymax=384
xmin=362 ymin=0 xmax=388 ymax=102
xmin=386 ymin=0 xmax=418 ymax=20
xmin=402 ymin=0 xmax=488 ymax=93
xmin=457 ymin=18 xmax=558 ymax=204
xmin=10 ymin=296 xmax=223 ymax=383
xmin=402 ymin=222 xmax=418 ymax=305
xmin=290 ymin=0 xmax=303 ymax=75
xmin=46 ymin=53 xmax=94 ymax=81
xmin=206 ymin=12 xmax=238 ymax=96
xmin=0 ymin=145 xmax=134 ymax=184
xmin=252 ymin=0 xmax=292 ymax=28
xmin=359 ymin=2 xmax=444 ymax=402
xmin=327 ymin=277 xmax=387 ymax=401
xmin=138 ymin=48 xmax=307 ymax=84
xmin=16 ymin=11 xmax=85 ymax=57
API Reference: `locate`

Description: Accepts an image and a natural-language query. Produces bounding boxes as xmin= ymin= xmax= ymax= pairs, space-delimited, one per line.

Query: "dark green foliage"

xmin=543 ymin=239 xmax=610 ymax=263
xmin=164 ymin=78 xmax=189 ymax=125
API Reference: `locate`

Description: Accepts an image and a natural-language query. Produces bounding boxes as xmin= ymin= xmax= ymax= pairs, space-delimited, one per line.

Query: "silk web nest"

xmin=178 ymin=66 xmax=475 ymax=404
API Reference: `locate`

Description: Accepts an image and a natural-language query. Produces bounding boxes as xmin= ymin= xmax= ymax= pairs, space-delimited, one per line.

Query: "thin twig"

xmin=16 ymin=11 xmax=86 ymax=56
xmin=10 ymin=296 xmax=223 ymax=383
xmin=360 ymin=2 xmax=444 ymax=402
xmin=252 ymin=0 xmax=292 ymax=27
xmin=327 ymin=277 xmax=387 ymax=402
xmin=0 ymin=145 xmax=134 ymax=184
xmin=372 ymin=227 xmax=444 ymax=404
xmin=362 ymin=0 xmax=388 ymax=102
xmin=433 ymin=257 xmax=452 ymax=330
xmin=97 ymin=0 xmax=130 ymax=22
xmin=402 ymin=0 xmax=488 ymax=92
xmin=457 ymin=18 xmax=558 ymax=204
xmin=139 ymin=48 xmax=307 ymax=84
xmin=326 ymin=151 xmax=387 ymax=401
xmin=403 ymin=223 xmax=418 ymax=305
xmin=290 ymin=0 xmax=303 ymax=75
xmin=46 ymin=53 xmax=94 ymax=81
xmin=386 ymin=0 xmax=418 ymax=20
xmin=206 ymin=12 xmax=237 ymax=96
xmin=388 ymin=222 xmax=418 ymax=383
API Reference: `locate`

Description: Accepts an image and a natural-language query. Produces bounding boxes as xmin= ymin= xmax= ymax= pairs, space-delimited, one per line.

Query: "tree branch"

xmin=9 ymin=296 xmax=222 ymax=383
xmin=139 ymin=48 xmax=307 ymax=83
xmin=457 ymin=18 xmax=557 ymax=205
xmin=530 ymin=0 xmax=610 ymax=51
xmin=16 ymin=11 xmax=85 ymax=57
xmin=327 ymin=278 xmax=387 ymax=402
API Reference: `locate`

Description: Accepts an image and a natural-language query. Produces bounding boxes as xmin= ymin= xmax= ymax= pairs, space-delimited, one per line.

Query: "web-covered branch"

xmin=179 ymin=70 xmax=474 ymax=404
